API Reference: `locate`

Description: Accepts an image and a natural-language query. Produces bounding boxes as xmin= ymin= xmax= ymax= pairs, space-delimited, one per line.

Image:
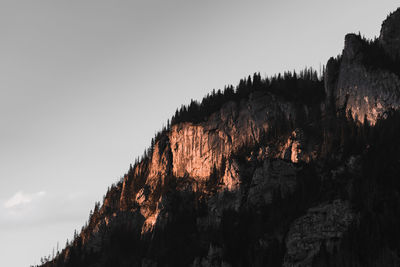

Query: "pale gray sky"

xmin=0 ymin=1 xmax=398 ymax=266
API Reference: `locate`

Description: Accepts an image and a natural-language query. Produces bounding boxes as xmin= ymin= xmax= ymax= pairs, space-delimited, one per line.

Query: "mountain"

xmin=37 ymin=8 xmax=400 ymax=267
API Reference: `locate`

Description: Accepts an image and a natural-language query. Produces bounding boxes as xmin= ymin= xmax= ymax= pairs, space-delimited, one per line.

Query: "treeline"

xmin=352 ymin=33 xmax=400 ymax=76
xmin=171 ymin=68 xmax=325 ymax=125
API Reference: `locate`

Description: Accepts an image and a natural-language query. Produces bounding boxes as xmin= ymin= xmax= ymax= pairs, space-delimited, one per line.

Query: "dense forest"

xmin=352 ymin=33 xmax=400 ymax=76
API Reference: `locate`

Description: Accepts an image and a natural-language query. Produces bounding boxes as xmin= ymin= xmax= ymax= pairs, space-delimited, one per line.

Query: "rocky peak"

xmin=330 ymin=16 xmax=400 ymax=124
xmin=380 ymin=8 xmax=400 ymax=60
xmin=342 ymin=33 xmax=364 ymax=63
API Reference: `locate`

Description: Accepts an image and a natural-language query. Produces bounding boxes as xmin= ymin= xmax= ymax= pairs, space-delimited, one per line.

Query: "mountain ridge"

xmin=36 ymin=8 xmax=400 ymax=267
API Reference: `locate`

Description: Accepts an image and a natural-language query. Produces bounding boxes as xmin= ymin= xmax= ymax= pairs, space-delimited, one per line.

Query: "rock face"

xmin=380 ymin=8 xmax=400 ymax=60
xmin=331 ymin=9 xmax=400 ymax=124
xmin=169 ymin=92 xmax=307 ymax=182
xmin=283 ymin=200 xmax=355 ymax=267
xmin=120 ymin=91 xmax=317 ymax=234
xmin=40 ymin=8 xmax=400 ymax=267
xmin=247 ymin=159 xmax=297 ymax=207
xmin=334 ymin=34 xmax=400 ymax=124
xmin=74 ymin=85 xmax=320 ymax=257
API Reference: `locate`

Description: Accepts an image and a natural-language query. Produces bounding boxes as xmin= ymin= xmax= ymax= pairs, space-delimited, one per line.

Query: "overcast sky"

xmin=0 ymin=1 xmax=399 ymax=266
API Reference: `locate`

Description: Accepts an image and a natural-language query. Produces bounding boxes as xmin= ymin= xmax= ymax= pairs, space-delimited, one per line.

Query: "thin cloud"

xmin=4 ymin=191 xmax=46 ymax=209
xmin=0 ymin=190 xmax=95 ymax=230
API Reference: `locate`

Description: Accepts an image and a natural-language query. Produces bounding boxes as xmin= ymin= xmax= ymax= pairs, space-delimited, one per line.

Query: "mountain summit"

xmin=37 ymin=8 xmax=400 ymax=267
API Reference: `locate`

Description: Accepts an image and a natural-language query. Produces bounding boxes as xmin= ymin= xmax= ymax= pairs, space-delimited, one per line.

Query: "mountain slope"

xmin=37 ymin=8 xmax=400 ymax=267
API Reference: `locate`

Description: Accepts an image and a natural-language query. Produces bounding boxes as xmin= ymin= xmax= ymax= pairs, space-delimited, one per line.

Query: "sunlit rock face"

xmin=169 ymin=92 xmax=308 ymax=182
xmin=278 ymin=129 xmax=309 ymax=163
xmin=140 ymin=138 xmax=172 ymax=233
xmin=149 ymin=92 xmax=309 ymax=229
xmin=169 ymin=122 xmax=231 ymax=180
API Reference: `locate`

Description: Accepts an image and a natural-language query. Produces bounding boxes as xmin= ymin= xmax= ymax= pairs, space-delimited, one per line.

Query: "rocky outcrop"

xmin=283 ymin=200 xmax=355 ymax=267
xmin=142 ymin=91 xmax=318 ymax=231
xmin=169 ymin=92 xmax=306 ymax=182
xmin=380 ymin=8 xmax=400 ymax=60
xmin=247 ymin=159 xmax=297 ymax=207
xmin=334 ymin=34 xmax=400 ymax=124
xmin=278 ymin=129 xmax=309 ymax=163
xmin=332 ymin=9 xmax=400 ymax=124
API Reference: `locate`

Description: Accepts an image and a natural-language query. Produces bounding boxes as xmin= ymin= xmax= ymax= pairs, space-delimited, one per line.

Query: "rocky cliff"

xmin=327 ymin=9 xmax=400 ymax=125
xmin=38 ymin=8 xmax=400 ymax=267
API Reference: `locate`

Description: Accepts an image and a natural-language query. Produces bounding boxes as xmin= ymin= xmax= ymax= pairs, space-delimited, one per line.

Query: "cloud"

xmin=0 ymin=189 xmax=96 ymax=230
xmin=4 ymin=191 xmax=46 ymax=209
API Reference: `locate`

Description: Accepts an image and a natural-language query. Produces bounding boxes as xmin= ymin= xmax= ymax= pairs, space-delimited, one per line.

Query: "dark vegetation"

xmin=214 ymin=108 xmax=400 ymax=267
xmin=217 ymin=161 xmax=323 ymax=266
xmin=329 ymin=110 xmax=400 ymax=267
xmin=352 ymin=33 xmax=400 ymax=76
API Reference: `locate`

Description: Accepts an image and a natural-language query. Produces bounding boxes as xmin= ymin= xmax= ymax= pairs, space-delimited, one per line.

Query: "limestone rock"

xmin=247 ymin=159 xmax=297 ymax=207
xmin=283 ymin=200 xmax=355 ymax=267
xmin=332 ymin=26 xmax=400 ymax=124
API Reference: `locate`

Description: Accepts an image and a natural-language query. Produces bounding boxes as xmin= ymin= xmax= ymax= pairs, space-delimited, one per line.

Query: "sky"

xmin=0 ymin=0 xmax=398 ymax=266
